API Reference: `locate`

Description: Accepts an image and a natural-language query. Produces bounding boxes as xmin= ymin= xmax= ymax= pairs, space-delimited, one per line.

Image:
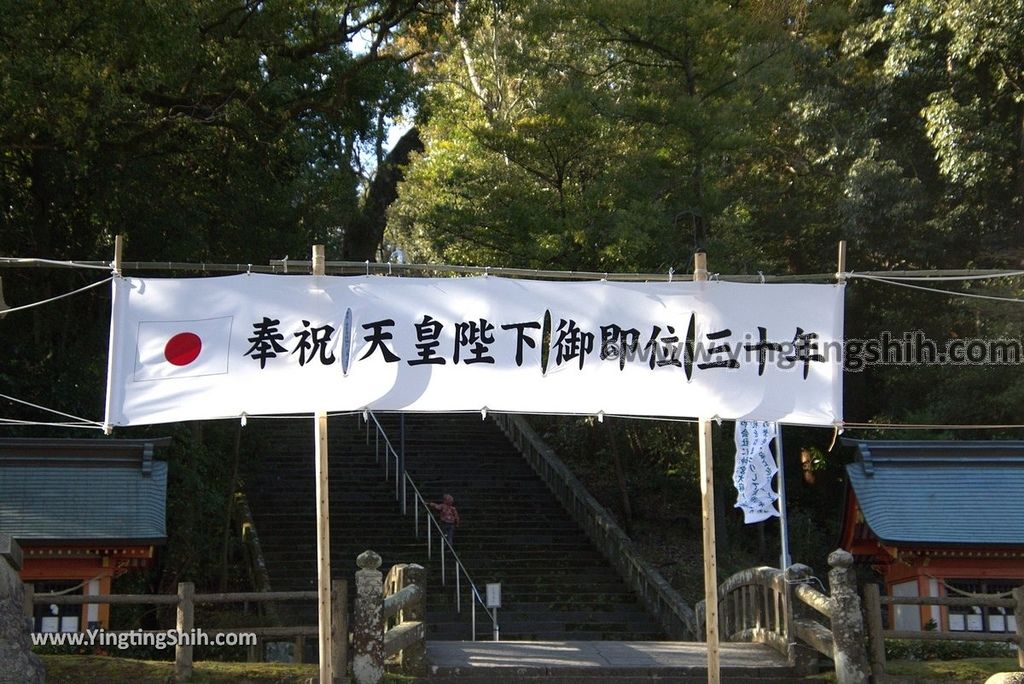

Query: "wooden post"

xmin=1013 ymin=586 xmax=1024 ymax=669
xmin=315 ymin=410 xmax=333 ymax=683
xmin=312 ymin=244 xmax=334 ymax=684
xmin=23 ymin=583 xmax=33 ymax=624
xmin=332 ymin=579 xmax=349 ymax=678
xmin=863 ymin=583 xmax=886 ymax=678
xmin=103 ymin=235 xmax=125 ymax=436
xmin=313 ymin=243 xmax=326 ymax=276
xmin=694 ymin=251 xmax=720 ymax=684
xmin=837 ymin=240 xmax=847 ymax=284
xmin=175 ymin=581 xmax=195 ymax=682
xmin=113 ymin=235 xmax=124 ymax=275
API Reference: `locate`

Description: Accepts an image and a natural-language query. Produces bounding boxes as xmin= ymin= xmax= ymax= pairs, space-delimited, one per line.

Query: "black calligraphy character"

xmin=641 ymin=326 xmax=660 ymax=369
xmin=244 ymin=317 xmax=288 ymax=369
xmin=743 ymin=326 xmax=783 ymax=376
xmin=600 ymin=324 xmax=641 ymax=370
xmin=292 ymin=321 xmax=336 ymax=366
xmin=697 ymin=328 xmax=740 ymax=370
xmin=554 ymin=319 xmax=595 ymax=369
xmin=501 ymin=321 xmax=541 ymax=367
xmin=360 ymin=319 xmax=401 ymax=363
xmin=786 ymin=327 xmax=825 ymax=379
xmin=454 ymin=319 xmax=495 ymax=364
xmin=409 ymin=315 xmax=446 ymax=366
xmin=656 ymin=325 xmax=681 ymax=368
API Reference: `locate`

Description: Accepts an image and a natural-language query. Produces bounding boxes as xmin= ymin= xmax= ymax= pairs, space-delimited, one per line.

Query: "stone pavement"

xmin=423 ymin=640 xmax=820 ymax=682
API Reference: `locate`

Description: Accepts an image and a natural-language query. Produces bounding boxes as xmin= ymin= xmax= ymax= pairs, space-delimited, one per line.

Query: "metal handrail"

xmin=364 ymin=412 xmax=499 ymax=641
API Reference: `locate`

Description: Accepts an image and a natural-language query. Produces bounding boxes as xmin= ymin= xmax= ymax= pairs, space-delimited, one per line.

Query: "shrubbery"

xmin=885 ymin=637 xmax=1016 ymax=661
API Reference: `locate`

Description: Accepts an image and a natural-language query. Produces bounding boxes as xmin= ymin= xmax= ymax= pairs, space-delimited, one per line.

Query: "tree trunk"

xmin=606 ymin=422 xmax=634 ymax=534
xmin=343 ymin=127 xmax=423 ymax=261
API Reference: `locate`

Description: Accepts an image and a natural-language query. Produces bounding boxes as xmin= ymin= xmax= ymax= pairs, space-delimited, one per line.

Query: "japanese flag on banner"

xmin=133 ymin=317 xmax=234 ymax=381
xmin=733 ymin=420 xmax=780 ymax=524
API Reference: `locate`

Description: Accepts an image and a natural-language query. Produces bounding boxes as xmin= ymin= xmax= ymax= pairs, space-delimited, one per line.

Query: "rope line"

xmin=925 ymin=575 xmax=1015 ymax=599
xmin=0 ymin=277 xmax=113 ymax=315
xmin=6 ymin=254 xmax=1024 ymax=285
xmin=841 ymin=421 xmax=1024 ymax=430
xmin=868 ymin=271 xmax=1024 ymax=282
xmin=0 ymin=257 xmax=112 ymax=271
xmin=0 ymin=418 xmax=106 ymax=430
xmin=0 ymin=392 xmax=103 ymax=426
xmin=848 ymin=273 xmax=1024 ymax=303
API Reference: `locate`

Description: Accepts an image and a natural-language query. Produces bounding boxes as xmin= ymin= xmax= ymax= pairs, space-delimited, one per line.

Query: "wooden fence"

xmin=28 ymin=549 xmax=427 ymax=684
xmin=862 ymin=583 xmax=1024 ymax=679
xmin=27 ymin=583 xmax=346 ymax=681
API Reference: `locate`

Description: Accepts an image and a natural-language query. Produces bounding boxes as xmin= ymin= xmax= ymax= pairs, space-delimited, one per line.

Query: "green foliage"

xmin=885 ymin=638 xmax=1017 ymax=661
xmin=390 ymin=0 xmax=813 ymax=271
xmin=5 ymin=0 xmax=1024 ymax=607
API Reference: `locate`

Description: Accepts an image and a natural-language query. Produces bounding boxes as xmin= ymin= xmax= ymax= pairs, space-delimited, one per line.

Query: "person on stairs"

xmin=429 ymin=494 xmax=460 ymax=545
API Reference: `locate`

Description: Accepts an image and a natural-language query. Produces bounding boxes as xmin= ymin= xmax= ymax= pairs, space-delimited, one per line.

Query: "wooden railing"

xmin=696 ymin=564 xmax=796 ymax=659
xmin=696 ymin=550 xmax=871 ymax=684
xmin=30 ymin=548 xmax=431 ymax=684
xmin=862 ymin=583 xmax=1024 ymax=679
xmin=382 ymin=562 xmax=427 ymax=670
xmin=493 ymin=413 xmax=697 ymax=639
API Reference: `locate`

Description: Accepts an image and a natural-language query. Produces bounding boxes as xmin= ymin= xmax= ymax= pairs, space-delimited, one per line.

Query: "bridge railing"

xmin=697 ymin=550 xmax=871 ymax=684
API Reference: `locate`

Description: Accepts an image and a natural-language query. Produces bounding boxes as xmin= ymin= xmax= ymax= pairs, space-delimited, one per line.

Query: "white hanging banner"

xmin=733 ymin=420 xmax=780 ymax=524
xmin=104 ymin=274 xmax=844 ymax=427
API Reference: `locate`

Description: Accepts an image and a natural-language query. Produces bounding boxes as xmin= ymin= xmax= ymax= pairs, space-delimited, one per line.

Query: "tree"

xmin=0 ymin=0 xmax=436 ymax=592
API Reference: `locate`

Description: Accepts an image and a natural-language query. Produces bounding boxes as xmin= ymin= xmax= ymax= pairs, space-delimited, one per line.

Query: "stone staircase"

xmin=244 ymin=413 xmax=664 ymax=641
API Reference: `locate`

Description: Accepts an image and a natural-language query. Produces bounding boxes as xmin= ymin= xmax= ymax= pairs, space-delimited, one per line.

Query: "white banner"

xmin=104 ymin=274 xmax=844 ymax=426
xmin=733 ymin=420 xmax=780 ymax=524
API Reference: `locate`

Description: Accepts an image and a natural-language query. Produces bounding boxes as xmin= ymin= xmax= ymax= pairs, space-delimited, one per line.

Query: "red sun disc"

xmin=164 ymin=332 xmax=202 ymax=366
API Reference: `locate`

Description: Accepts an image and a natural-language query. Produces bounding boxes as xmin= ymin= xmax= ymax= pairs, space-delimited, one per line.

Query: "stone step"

xmin=245 ymin=413 xmax=665 ymax=641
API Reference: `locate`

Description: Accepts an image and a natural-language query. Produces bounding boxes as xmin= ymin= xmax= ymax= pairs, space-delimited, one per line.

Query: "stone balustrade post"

xmin=827 ymin=549 xmax=870 ymax=684
xmin=0 ymin=533 xmax=44 ymax=684
xmin=784 ymin=564 xmax=819 ymax=674
xmin=353 ymin=550 xmax=384 ymax=684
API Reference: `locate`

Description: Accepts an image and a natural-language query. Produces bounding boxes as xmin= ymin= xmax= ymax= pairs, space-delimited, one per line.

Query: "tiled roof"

xmin=0 ymin=438 xmax=168 ymax=542
xmin=843 ymin=439 xmax=1024 ymax=546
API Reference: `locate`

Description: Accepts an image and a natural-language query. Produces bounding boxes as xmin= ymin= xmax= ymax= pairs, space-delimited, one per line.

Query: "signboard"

xmin=486 ymin=583 xmax=502 ymax=609
xmin=104 ymin=274 xmax=844 ymax=427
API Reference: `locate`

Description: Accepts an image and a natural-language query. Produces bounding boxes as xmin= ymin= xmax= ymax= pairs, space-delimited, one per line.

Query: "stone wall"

xmin=0 ymin=533 xmax=44 ymax=683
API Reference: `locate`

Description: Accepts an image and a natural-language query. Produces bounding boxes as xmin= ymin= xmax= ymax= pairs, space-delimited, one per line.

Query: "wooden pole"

xmin=313 ymin=244 xmax=334 ymax=684
xmin=1013 ymin=586 xmax=1024 ymax=669
xmin=175 ymin=582 xmax=195 ymax=682
xmin=837 ymin=240 xmax=847 ymax=284
xmin=113 ymin=235 xmax=124 ymax=275
xmin=694 ymin=252 xmax=720 ymax=684
xmin=331 ymin=579 xmax=349 ymax=677
xmin=103 ymin=234 xmax=125 ymax=435
xmin=863 ymin=583 xmax=887 ymax=678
